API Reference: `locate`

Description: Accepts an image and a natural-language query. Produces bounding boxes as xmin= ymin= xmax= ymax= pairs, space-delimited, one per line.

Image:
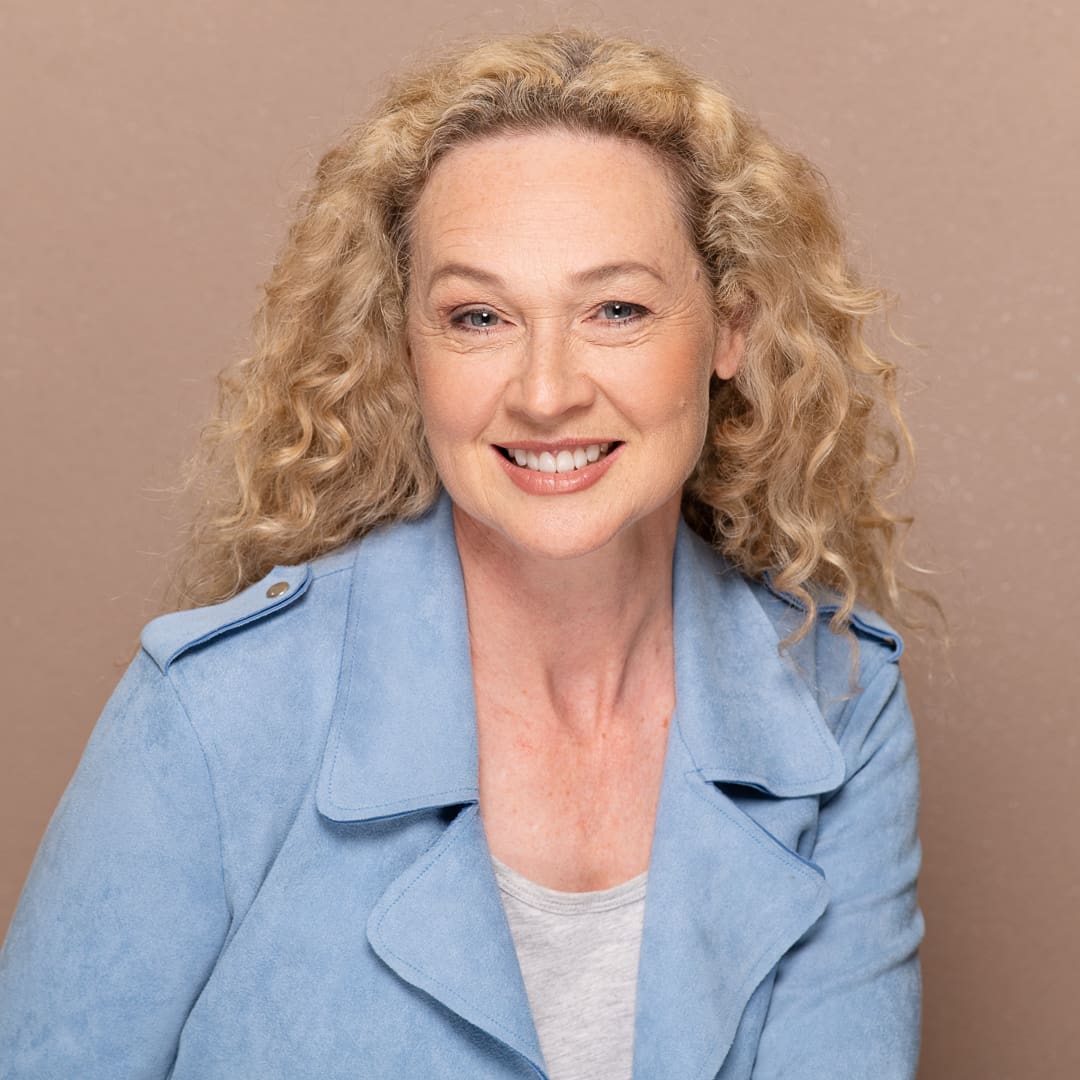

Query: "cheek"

xmin=411 ymin=342 xmax=500 ymax=454
xmin=611 ymin=339 xmax=712 ymax=434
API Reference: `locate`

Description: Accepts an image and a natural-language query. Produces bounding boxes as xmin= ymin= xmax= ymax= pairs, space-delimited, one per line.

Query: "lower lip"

xmin=493 ymin=444 xmax=623 ymax=495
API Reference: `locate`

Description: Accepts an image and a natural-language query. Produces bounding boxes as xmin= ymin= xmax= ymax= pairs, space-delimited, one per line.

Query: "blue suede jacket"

xmin=0 ymin=491 xmax=923 ymax=1078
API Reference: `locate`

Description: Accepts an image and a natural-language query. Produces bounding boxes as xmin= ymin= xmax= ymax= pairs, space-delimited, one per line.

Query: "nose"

xmin=504 ymin=320 xmax=596 ymax=423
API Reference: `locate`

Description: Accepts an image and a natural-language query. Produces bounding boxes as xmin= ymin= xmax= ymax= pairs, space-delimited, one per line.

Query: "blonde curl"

xmin=169 ymin=27 xmax=938 ymax=645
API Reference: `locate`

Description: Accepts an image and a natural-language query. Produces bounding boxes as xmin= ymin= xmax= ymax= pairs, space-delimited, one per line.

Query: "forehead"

xmin=408 ymin=129 xmax=695 ymax=284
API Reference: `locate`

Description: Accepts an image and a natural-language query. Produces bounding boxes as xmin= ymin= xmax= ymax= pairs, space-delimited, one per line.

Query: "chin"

xmin=448 ymin=469 xmax=683 ymax=563
xmin=451 ymin=496 xmax=623 ymax=563
xmin=496 ymin=500 xmax=660 ymax=563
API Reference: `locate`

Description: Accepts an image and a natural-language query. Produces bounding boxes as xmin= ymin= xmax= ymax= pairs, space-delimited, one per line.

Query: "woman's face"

xmin=405 ymin=128 xmax=741 ymax=561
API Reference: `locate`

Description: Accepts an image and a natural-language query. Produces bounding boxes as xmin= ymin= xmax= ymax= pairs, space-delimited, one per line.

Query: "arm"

xmin=751 ymin=661 xmax=924 ymax=1078
xmin=0 ymin=651 xmax=231 ymax=1078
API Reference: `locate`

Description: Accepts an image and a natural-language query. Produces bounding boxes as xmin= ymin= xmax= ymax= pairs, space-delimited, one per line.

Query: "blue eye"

xmin=598 ymin=302 xmax=647 ymax=323
xmin=454 ymin=309 xmax=501 ymax=330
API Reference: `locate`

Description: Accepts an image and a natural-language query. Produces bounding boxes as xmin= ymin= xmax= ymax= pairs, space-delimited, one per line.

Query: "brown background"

xmin=2 ymin=1 xmax=1077 ymax=1075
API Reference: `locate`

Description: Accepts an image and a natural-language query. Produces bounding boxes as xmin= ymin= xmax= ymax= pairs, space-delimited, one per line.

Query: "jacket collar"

xmin=317 ymin=489 xmax=842 ymax=822
xmin=315 ymin=490 xmax=844 ymax=1078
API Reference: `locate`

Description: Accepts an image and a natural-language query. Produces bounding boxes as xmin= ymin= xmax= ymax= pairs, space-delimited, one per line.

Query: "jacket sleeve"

xmin=0 ymin=650 xmax=231 ymax=1078
xmin=751 ymin=660 xmax=924 ymax=1079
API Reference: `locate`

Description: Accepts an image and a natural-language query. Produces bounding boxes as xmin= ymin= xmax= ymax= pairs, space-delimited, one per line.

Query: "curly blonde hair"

xmin=169 ymin=27 xmax=932 ymax=642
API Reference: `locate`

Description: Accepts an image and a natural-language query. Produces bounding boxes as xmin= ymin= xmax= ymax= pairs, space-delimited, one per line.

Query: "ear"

xmin=712 ymin=322 xmax=745 ymax=381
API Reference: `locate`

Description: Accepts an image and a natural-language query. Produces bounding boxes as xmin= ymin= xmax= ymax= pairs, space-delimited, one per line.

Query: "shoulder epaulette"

xmin=760 ymin=572 xmax=904 ymax=660
xmin=141 ymin=563 xmax=312 ymax=673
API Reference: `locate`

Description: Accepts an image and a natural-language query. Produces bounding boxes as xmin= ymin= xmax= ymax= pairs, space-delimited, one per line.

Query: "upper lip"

xmin=494 ymin=439 xmax=621 ymax=451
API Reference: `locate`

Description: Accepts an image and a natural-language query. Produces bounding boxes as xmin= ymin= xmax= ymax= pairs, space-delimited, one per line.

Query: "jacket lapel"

xmin=366 ymin=802 xmax=545 ymax=1071
xmin=315 ymin=493 xmax=845 ymax=1079
xmin=631 ymin=521 xmax=845 ymax=1078
xmin=315 ymin=493 xmax=545 ymax=1075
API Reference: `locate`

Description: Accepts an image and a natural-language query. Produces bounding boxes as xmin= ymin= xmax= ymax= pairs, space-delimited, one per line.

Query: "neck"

xmin=453 ymin=496 xmax=679 ymax=743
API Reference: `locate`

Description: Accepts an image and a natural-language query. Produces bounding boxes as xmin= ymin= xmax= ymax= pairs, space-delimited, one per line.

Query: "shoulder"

xmin=748 ymin=570 xmax=906 ymax=731
xmin=140 ymin=543 xmax=360 ymax=675
xmin=754 ymin=570 xmax=901 ymax=664
xmin=737 ymin=572 xmax=918 ymax=801
xmin=133 ymin=543 xmax=362 ymax=775
xmin=123 ymin=543 xmax=365 ymax=847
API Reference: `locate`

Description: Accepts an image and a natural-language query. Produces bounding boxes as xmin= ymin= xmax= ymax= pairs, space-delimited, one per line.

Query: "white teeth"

xmin=504 ymin=443 xmax=615 ymax=474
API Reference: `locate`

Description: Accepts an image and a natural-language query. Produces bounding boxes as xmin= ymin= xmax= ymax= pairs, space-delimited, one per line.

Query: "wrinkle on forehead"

xmin=407 ymin=130 xmax=703 ymax=298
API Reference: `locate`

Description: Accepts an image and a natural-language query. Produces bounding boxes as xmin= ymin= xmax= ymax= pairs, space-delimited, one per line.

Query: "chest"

xmin=475 ymin=705 xmax=672 ymax=891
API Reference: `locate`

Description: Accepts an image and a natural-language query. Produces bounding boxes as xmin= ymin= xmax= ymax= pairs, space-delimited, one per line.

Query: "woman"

xmin=0 ymin=28 xmax=927 ymax=1079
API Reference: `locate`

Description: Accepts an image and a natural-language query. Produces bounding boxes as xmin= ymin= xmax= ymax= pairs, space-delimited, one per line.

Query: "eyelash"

xmin=449 ymin=301 xmax=649 ymax=334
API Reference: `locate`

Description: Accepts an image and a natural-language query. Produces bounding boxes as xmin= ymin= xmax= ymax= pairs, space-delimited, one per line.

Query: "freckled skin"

xmin=407 ymin=130 xmax=739 ymax=563
xmin=405 ymin=130 xmax=744 ymax=891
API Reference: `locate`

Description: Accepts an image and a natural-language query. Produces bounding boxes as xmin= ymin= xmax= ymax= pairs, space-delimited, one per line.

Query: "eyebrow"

xmin=424 ymin=260 xmax=667 ymax=291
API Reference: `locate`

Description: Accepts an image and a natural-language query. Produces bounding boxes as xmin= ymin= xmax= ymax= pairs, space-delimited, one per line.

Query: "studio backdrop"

xmin=1 ymin=2 xmax=1076 ymax=1077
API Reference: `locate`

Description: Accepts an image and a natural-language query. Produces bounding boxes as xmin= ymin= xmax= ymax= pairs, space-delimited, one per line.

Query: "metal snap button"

xmin=266 ymin=581 xmax=289 ymax=598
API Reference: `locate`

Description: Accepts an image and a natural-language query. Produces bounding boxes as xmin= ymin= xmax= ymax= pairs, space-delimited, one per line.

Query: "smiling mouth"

xmin=496 ymin=442 xmax=621 ymax=474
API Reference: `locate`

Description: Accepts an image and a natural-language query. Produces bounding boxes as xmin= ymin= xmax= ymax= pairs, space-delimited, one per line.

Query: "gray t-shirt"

xmin=490 ymin=854 xmax=647 ymax=1080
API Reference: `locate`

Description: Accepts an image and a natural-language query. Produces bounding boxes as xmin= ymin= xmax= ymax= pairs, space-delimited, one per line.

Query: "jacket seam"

xmin=830 ymin=658 xmax=898 ymax=749
xmin=161 ymin=667 xmax=232 ymax=923
xmin=309 ymin=562 xmax=354 ymax=582
xmin=325 ymin=544 xmax=369 ymax=811
xmin=776 ymin=660 xmax=842 ymax=785
xmin=328 ymin=788 xmax=480 ymax=816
